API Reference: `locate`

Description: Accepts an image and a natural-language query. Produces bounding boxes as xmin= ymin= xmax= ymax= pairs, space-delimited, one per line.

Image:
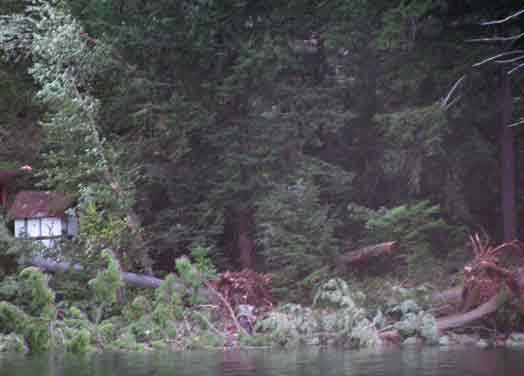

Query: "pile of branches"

xmin=433 ymin=234 xmax=524 ymax=331
xmin=211 ymin=269 xmax=276 ymax=312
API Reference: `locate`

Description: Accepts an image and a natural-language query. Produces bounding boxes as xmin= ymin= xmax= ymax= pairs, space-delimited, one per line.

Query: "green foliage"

xmin=129 ymin=296 xmax=151 ymax=319
xmin=363 ymin=201 xmax=463 ymax=278
xmin=89 ymin=250 xmax=123 ymax=305
xmin=66 ymin=328 xmax=91 ymax=354
xmin=0 ymin=333 xmax=27 ymax=353
xmin=379 ymin=0 xmax=443 ymax=50
xmin=153 ymin=274 xmax=183 ymax=329
xmin=127 ymin=317 xmax=160 ymax=343
xmin=0 ymin=218 xmax=14 ymax=257
xmin=79 ymin=202 xmax=128 ymax=248
xmin=256 ymin=176 xmax=341 ymax=300
xmin=364 ymin=201 xmax=453 ymax=249
xmin=175 ymin=256 xmax=201 ymax=291
xmin=24 ymin=319 xmax=51 ymax=352
xmin=88 ymin=249 xmax=123 ymax=323
xmin=0 ymin=277 xmax=20 ymax=301
xmin=97 ymin=320 xmax=115 ymax=343
xmin=0 ymin=0 xmax=515 ymax=308
xmin=2 ymin=0 xmax=115 ymax=191
xmin=0 ymin=301 xmax=31 ymax=333
xmin=1 ymin=0 xmax=144 ymax=268
xmin=375 ymin=105 xmax=450 ymax=194
xmin=0 ymin=64 xmax=34 ymax=125
xmin=110 ymin=332 xmax=143 ymax=352
xmin=189 ymin=331 xmax=223 ymax=349
xmin=19 ymin=267 xmax=55 ymax=319
xmin=191 ymin=246 xmax=217 ymax=281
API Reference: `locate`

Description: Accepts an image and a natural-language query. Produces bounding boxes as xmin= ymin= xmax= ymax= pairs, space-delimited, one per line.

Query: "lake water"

xmin=0 ymin=347 xmax=523 ymax=376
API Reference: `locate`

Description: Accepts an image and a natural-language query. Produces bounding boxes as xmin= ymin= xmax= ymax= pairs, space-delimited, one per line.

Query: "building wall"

xmin=14 ymin=215 xmax=78 ymax=248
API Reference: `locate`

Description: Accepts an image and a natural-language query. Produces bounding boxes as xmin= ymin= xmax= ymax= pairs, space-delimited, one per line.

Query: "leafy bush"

xmin=66 ymin=328 xmax=91 ymax=354
xmin=24 ymin=320 xmax=51 ymax=352
xmin=19 ymin=267 xmax=55 ymax=319
xmin=0 ymin=301 xmax=30 ymax=334
xmin=191 ymin=246 xmax=217 ymax=281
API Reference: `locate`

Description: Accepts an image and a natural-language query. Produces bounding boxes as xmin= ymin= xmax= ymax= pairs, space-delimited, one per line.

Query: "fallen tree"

xmin=336 ymin=241 xmax=397 ymax=271
xmin=432 ymin=234 xmax=524 ymax=332
xmin=25 ymin=257 xmax=215 ymax=302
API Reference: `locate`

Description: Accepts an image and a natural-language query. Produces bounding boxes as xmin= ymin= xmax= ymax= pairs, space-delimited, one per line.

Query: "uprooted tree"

xmin=433 ymin=234 xmax=524 ymax=331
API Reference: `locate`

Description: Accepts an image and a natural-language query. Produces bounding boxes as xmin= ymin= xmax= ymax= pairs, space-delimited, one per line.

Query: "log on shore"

xmin=431 ymin=286 xmax=463 ymax=305
xmin=434 ymin=271 xmax=524 ymax=331
xmin=25 ymin=257 xmax=214 ymax=302
xmin=337 ymin=241 xmax=397 ymax=268
xmin=437 ymin=294 xmax=500 ymax=331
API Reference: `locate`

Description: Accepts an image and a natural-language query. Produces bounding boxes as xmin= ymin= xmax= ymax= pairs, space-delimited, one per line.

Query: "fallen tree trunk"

xmin=433 ymin=271 xmax=524 ymax=331
xmin=25 ymin=257 xmax=214 ymax=302
xmin=336 ymin=242 xmax=397 ymax=269
xmin=431 ymin=286 xmax=463 ymax=305
xmin=437 ymin=294 xmax=500 ymax=331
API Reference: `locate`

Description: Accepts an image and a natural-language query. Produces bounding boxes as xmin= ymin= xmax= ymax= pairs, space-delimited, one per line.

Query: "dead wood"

xmin=431 ymin=286 xmax=463 ymax=305
xmin=429 ymin=234 xmax=524 ymax=332
xmin=336 ymin=241 xmax=396 ymax=270
xmin=433 ymin=270 xmax=524 ymax=332
xmin=437 ymin=294 xmax=501 ymax=331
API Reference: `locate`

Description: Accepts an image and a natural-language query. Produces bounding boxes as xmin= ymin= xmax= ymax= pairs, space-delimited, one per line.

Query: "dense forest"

xmin=2 ymin=0 xmax=524 ymax=353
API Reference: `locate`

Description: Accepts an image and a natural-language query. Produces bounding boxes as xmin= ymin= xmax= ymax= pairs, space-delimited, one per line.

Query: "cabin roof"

xmin=7 ymin=191 xmax=75 ymax=220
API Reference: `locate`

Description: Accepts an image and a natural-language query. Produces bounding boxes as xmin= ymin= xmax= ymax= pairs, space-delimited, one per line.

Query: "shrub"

xmin=363 ymin=200 xmax=463 ymax=278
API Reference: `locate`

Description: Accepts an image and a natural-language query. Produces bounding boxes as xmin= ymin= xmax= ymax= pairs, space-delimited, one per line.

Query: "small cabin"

xmin=7 ymin=191 xmax=78 ymax=248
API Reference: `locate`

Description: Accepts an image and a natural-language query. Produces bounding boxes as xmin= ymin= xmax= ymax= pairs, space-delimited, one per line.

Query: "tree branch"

xmin=441 ymin=75 xmax=466 ymax=109
xmin=472 ymin=50 xmax=524 ymax=68
xmin=467 ymin=32 xmax=524 ymax=43
xmin=481 ymin=8 xmax=524 ymax=26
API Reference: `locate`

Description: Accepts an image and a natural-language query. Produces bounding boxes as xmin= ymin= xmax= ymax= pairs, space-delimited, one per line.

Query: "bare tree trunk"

xmin=238 ymin=207 xmax=256 ymax=270
xmin=437 ymin=294 xmax=500 ymax=331
xmin=223 ymin=206 xmax=256 ymax=270
xmin=499 ymin=70 xmax=517 ymax=241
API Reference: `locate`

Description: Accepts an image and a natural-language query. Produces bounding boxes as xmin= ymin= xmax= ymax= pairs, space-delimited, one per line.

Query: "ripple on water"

xmin=0 ymin=347 xmax=523 ymax=376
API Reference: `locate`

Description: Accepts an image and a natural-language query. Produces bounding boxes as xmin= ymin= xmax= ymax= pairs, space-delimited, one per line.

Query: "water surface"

xmin=1 ymin=347 xmax=523 ymax=376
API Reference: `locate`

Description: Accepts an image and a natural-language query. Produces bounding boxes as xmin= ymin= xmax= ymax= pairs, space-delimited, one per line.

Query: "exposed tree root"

xmin=427 ymin=235 xmax=524 ymax=332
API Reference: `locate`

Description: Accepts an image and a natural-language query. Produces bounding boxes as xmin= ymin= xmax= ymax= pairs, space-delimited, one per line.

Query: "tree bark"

xmin=336 ymin=241 xmax=396 ymax=270
xmin=437 ymin=294 xmax=500 ymax=331
xmin=431 ymin=286 xmax=463 ymax=305
xmin=223 ymin=206 xmax=256 ymax=270
xmin=499 ymin=69 xmax=517 ymax=241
